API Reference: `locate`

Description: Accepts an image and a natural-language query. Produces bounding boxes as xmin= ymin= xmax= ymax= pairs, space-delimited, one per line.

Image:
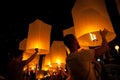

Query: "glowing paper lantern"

xmin=50 ymin=41 xmax=67 ymax=68
xmin=26 ymin=19 xmax=51 ymax=54
xmin=63 ymin=27 xmax=75 ymax=37
xmin=72 ymin=0 xmax=116 ymax=46
xmin=19 ymin=38 xmax=27 ymax=50
xmin=23 ymin=52 xmax=39 ymax=70
xmin=19 ymin=38 xmax=39 ymax=71
xmin=41 ymin=53 xmax=51 ymax=71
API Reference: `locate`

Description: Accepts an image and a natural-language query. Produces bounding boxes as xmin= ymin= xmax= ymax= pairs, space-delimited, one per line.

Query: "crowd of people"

xmin=6 ymin=28 xmax=109 ymax=80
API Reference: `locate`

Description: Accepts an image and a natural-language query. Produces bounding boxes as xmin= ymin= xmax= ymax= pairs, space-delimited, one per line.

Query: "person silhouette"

xmin=29 ymin=70 xmax=36 ymax=80
xmin=7 ymin=48 xmax=38 ymax=80
xmin=63 ymin=29 xmax=109 ymax=80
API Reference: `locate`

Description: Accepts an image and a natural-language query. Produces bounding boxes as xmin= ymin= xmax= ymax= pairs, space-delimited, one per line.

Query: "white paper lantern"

xmin=19 ymin=38 xmax=27 ymax=50
xmin=50 ymin=41 xmax=67 ymax=68
xmin=72 ymin=0 xmax=116 ymax=46
xmin=63 ymin=27 xmax=75 ymax=37
xmin=26 ymin=19 xmax=51 ymax=54
xmin=19 ymin=38 xmax=39 ymax=70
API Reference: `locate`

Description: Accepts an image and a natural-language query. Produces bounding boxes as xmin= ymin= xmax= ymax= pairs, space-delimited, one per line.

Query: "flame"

xmin=89 ymin=33 xmax=97 ymax=41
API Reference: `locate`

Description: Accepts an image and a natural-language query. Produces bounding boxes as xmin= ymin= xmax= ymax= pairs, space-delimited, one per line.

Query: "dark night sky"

xmin=0 ymin=0 xmax=120 ymax=76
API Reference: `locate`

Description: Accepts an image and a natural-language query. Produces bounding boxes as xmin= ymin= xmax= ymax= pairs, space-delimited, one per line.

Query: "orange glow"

xmin=41 ymin=53 xmax=52 ymax=71
xmin=26 ymin=19 xmax=51 ymax=54
xmin=42 ymin=66 xmax=49 ymax=71
xmin=89 ymin=33 xmax=97 ymax=41
xmin=22 ymin=51 xmax=39 ymax=71
xmin=38 ymin=74 xmax=44 ymax=79
xmin=72 ymin=0 xmax=116 ymax=46
xmin=43 ymin=54 xmax=51 ymax=66
xmin=50 ymin=41 xmax=66 ymax=66
xmin=56 ymin=59 xmax=61 ymax=65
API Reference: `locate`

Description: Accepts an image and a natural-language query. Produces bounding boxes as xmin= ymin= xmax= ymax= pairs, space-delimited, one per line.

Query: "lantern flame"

xmin=89 ymin=33 xmax=97 ymax=42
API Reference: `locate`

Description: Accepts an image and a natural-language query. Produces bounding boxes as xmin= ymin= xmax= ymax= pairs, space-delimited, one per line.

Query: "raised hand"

xmin=100 ymin=28 xmax=108 ymax=38
xmin=35 ymin=48 xmax=38 ymax=53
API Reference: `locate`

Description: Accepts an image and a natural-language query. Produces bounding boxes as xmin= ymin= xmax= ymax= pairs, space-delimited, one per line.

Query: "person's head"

xmin=30 ymin=70 xmax=34 ymax=74
xmin=12 ymin=50 xmax=24 ymax=61
xmin=17 ymin=50 xmax=24 ymax=61
xmin=63 ymin=34 xmax=80 ymax=51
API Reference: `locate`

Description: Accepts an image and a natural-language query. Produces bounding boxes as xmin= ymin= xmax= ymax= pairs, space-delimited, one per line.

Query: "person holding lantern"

xmin=7 ymin=48 xmax=38 ymax=80
xmin=63 ymin=28 xmax=109 ymax=80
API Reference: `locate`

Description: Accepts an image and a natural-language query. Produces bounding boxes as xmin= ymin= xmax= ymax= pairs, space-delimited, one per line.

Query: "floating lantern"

xmin=19 ymin=38 xmax=27 ymax=51
xmin=41 ymin=53 xmax=51 ymax=71
xmin=63 ymin=27 xmax=75 ymax=37
xmin=72 ymin=0 xmax=116 ymax=46
xmin=19 ymin=38 xmax=39 ymax=72
xmin=26 ymin=19 xmax=51 ymax=54
xmin=50 ymin=41 xmax=67 ymax=69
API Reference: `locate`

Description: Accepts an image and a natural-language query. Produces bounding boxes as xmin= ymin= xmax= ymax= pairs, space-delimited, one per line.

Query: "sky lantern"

xmin=50 ymin=41 xmax=67 ymax=68
xmin=41 ymin=53 xmax=52 ymax=71
xmin=26 ymin=19 xmax=51 ymax=54
xmin=22 ymin=52 xmax=39 ymax=71
xmin=19 ymin=19 xmax=51 ymax=72
xmin=72 ymin=0 xmax=116 ymax=47
xmin=19 ymin=38 xmax=27 ymax=51
xmin=19 ymin=38 xmax=39 ymax=72
xmin=63 ymin=27 xmax=75 ymax=37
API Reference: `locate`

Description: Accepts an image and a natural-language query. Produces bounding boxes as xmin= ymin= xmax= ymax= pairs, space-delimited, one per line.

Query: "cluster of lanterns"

xmin=19 ymin=0 xmax=118 ymax=79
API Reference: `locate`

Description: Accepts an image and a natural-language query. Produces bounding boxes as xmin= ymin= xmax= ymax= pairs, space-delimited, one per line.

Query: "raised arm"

xmin=94 ymin=29 xmax=109 ymax=57
xmin=23 ymin=48 xmax=38 ymax=66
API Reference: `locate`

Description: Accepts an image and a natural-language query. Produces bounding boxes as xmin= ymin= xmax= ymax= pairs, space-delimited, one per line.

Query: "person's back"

xmin=66 ymin=49 xmax=96 ymax=80
xmin=64 ymin=29 xmax=109 ymax=80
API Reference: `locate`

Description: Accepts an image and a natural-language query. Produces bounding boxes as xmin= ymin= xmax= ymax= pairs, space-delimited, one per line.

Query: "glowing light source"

xmin=19 ymin=38 xmax=39 ymax=67
xmin=72 ymin=0 xmax=116 ymax=46
xmin=41 ymin=53 xmax=51 ymax=71
xmin=26 ymin=19 xmax=51 ymax=54
xmin=115 ymin=45 xmax=119 ymax=54
xmin=89 ymin=33 xmax=97 ymax=42
xmin=50 ymin=41 xmax=66 ymax=68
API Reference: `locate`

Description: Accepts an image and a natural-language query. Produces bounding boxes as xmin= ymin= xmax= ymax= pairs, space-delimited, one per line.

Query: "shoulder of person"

xmin=78 ymin=48 xmax=88 ymax=52
xmin=79 ymin=49 xmax=95 ymax=54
